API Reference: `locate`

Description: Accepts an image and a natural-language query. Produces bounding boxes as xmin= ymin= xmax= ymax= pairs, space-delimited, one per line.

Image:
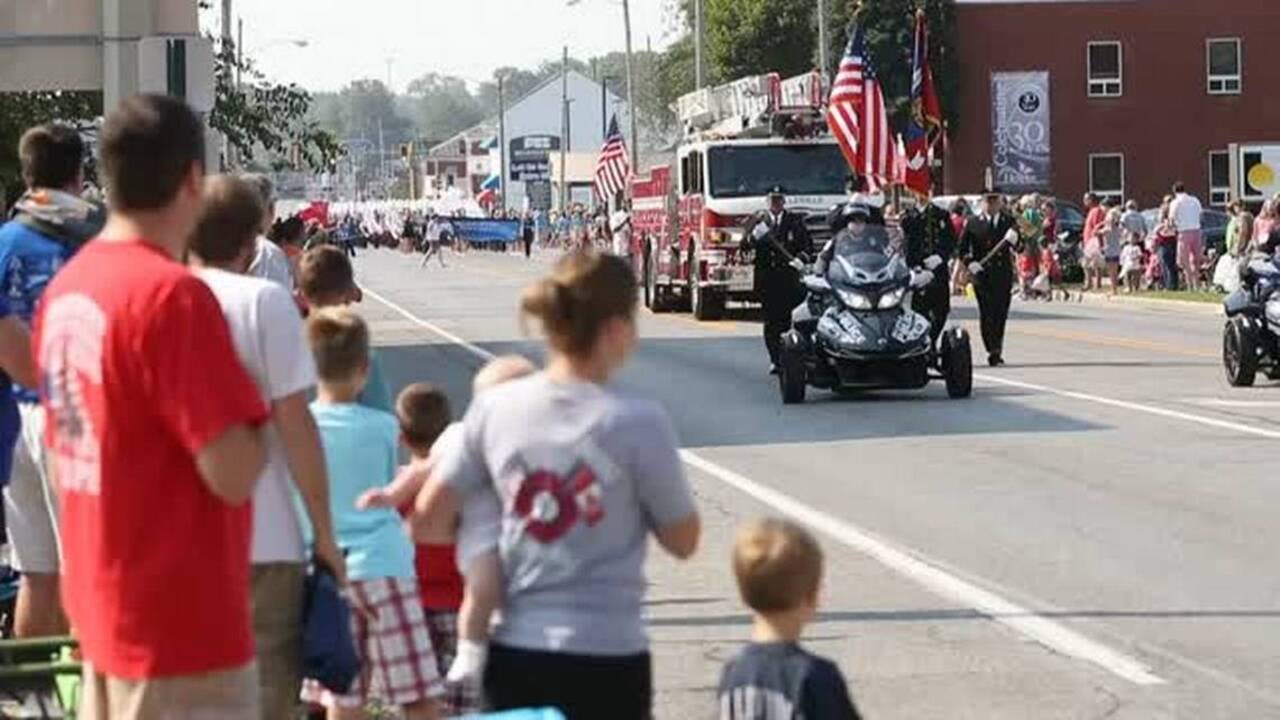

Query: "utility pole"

xmin=693 ymin=0 xmax=704 ymax=90
xmin=622 ymin=0 xmax=639 ymax=168
xmin=818 ymin=0 xmax=829 ymax=81
xmin=601 ymin=76 xmax=609 ymax=137
xmin=378 ymin=117 xmax=386 ymax=198
xmin=221 ymin=0 xmax=233 ymax=170
xmin=236 ymin=18 xmax=244 ymax=90
xmin=498 ymin=73 xmax=508 ymax=214
xmin=560 ymin=45 xmax=568 ymax=213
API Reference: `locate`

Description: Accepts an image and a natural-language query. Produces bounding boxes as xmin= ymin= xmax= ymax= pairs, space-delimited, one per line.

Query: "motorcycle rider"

xmin=900 ymin=199 xmax=956 ymax=347
xmin=742 ymin=185 xmax=812 ymax=374
xmin=814 ymin=196 xmax=884 ymax=277
xmin=959 ymin=190 xmax=1022 ymax=366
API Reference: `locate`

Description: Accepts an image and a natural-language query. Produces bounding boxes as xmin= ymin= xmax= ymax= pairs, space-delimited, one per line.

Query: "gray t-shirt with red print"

xmin=438 ymin=372 xmax=695 ymax=656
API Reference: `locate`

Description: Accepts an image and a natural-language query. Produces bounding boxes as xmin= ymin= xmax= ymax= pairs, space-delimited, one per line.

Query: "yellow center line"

xmin=976 ymin=322 xmax=1219 ymax=360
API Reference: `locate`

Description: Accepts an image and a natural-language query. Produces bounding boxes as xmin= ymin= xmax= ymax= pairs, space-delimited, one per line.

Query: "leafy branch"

xmin=207 ymin=39 xmax=344 ymax=172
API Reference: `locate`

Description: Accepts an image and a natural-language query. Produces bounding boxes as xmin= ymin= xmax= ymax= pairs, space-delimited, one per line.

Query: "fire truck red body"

xmin=630 ymin=71 xmax=851 ymax=320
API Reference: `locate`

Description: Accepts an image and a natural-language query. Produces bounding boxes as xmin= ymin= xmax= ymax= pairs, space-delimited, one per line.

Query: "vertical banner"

xmin=990 ymin=71 xmax=1051 ymax=193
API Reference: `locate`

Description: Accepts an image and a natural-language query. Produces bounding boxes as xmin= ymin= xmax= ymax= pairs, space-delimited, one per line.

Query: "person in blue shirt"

xmin=0 ymin=123 xmax=104 ymax=638
xmin=301 ymin=307 xmax=442 ymax=717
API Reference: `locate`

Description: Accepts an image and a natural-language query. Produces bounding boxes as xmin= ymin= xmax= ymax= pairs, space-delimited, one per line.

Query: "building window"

xmin=1207 ymin=38 xmax=1242 ymax=95
xmin=1087 ymin=42 xmax=1122 ymax=97
xmin=1089 ymin=154 xmax=1125 ymax=205
xmin=1209 ymin=150 xmax=1231 ymax=206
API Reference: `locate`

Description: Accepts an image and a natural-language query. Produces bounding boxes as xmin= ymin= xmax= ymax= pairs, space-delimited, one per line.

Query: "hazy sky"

xmin=200 ymin=0 xmax=681 ymax=93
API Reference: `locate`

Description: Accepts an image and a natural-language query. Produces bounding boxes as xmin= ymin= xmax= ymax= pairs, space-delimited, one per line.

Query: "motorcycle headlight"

xmin=878 ymin=287 xmax=906 ymax=309
xmin=836 ymin=288 xmax=872 ymax=310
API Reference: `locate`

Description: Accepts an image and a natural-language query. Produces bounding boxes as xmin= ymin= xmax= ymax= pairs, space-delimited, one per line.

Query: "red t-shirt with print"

xmin=34 ymin=239 xmax=268 ymax=679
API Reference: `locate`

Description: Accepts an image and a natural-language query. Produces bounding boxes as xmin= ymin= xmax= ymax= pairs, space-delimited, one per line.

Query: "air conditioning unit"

xmin=137 ymin=36 xmax=215 ymax=112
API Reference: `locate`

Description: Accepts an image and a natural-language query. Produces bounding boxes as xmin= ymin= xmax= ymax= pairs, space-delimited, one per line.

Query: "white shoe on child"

xmin=447 ymin=639 xmax=488 ymax=683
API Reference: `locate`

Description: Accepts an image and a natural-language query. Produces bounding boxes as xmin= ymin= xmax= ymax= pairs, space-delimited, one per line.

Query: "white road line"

xmin=361 ymin=286 xmax=498 ymax=362
xmin=361 ymin=285 xmax=1167 ymax=688
xmin=976 ymin=373 xmax=1280 ymax=440
xmin=680 ymin=452 xmax=1165 ymax=686
xmin=1185 ymin=398 xmax=1280 ymax=409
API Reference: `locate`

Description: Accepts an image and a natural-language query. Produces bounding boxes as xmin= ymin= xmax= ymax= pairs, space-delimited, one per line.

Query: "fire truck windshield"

xmin=707 ymin=144 xmax=848 ymax=199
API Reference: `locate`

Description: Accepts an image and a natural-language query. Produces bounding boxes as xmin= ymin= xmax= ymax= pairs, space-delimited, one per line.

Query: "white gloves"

xmin=1004 ymin=229 xmax=1020 ymax=244
xmin=752 ymin=222 xmax=770 ymax=240
xmin=911 ymin=270 xmax=935 ymax=288
xmin=968 ymin=261 xmax=984 ymax=276
xmin=789 ymin=258 xmax=805 ymax=272
xmin=924 ymin=254 xmax=943 ymax=271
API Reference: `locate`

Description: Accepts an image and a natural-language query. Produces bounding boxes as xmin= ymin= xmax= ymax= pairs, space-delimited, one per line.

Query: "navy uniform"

xmin=742 ymin=187 xmax=812 ymax=371
xmin=900 ymin=202 xmax=956 ymax=346
xmin=958 ymin=193 xmax=1021 ymax=365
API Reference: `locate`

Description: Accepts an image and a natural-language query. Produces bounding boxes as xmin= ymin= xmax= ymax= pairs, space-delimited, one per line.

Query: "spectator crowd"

xmin=0 ymin=93 xmax=864 ymax=720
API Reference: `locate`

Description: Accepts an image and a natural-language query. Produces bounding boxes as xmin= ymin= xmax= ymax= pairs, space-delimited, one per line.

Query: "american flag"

xmin=594 ymin=115 xmax=631 ymax=201
xmin=827 ymin=23 xmax=893 ymax=192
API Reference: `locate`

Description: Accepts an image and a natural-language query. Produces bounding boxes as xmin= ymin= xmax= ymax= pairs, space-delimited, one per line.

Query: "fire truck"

xmin=631 ymin=71 xmax=852 ymax=320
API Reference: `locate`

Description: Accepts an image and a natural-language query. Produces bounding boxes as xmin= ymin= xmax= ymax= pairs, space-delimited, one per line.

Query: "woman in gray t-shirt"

xmin=435 ymin=251 xmax=701 ymax=719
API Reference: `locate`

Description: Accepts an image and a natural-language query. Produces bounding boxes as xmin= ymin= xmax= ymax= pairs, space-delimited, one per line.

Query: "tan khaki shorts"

xmin=80 ymin=661 xmax=259 ymax=720
xmin=250 ymin=563 xmax=305 ymax=720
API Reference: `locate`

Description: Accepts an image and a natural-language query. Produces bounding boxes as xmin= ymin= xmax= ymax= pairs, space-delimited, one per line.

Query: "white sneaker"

xmin=446 ymin=639 xmax=488 ymax=683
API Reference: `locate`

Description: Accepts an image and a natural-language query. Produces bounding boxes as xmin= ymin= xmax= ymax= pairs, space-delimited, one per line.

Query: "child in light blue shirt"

xmin=300 ymin=307 xmax=442 ymax=718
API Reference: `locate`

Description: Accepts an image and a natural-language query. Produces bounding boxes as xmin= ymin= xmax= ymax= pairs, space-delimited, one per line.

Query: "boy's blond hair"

xmin=396 ymin=383 xmax=451 ymax=454
xmin=306 ymin=307 xmax=370 ymax=384
xmin=733 ymin=518 xmax=823 ymax=613
xmin=473 ymin=355 xmax=536 ymax=394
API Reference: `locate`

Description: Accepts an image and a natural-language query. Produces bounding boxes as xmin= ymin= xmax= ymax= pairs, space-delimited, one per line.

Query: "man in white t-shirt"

xmin=243 ymin=173 xmax=295 ymax=289
xmin=189 ymin=175 xmax=345 ymax=719
xmin=1169 ymin=181 xmax=1205 ymax=291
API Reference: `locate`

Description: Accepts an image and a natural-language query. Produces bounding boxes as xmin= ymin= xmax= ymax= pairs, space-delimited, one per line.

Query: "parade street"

xmin=356 ymin=247 xmax=1279 ymax=720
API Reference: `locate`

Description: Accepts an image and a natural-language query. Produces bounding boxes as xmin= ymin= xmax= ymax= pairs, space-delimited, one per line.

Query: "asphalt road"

xmin=353 ymin=246 xmax=1279 ymax=719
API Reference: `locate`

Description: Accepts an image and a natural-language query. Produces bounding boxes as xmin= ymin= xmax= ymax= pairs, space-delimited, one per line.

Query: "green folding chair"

xmin=0 ymin=636 xmax=81 ymax=719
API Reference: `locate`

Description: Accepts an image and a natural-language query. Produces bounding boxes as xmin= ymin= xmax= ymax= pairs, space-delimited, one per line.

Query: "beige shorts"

xmin=251 ymin=563 xmax=305 ymax=720
xmin=80 ymin=661 xmax=259 ymax=720
xmin=2 ymin=403 xmax=60 ymax=574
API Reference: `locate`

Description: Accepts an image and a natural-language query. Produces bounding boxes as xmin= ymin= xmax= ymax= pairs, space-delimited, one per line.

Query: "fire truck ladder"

xmin=676 ymin=71 xmax=827 ymax=139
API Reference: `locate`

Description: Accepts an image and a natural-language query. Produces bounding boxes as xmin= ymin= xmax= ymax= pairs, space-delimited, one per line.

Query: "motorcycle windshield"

xmin=827 ymin=225 xmax=904 ymax=289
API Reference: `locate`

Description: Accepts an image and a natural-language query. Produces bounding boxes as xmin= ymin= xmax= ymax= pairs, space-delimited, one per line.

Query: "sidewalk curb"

xmin=1068 ymin=291 xmax=1223 ymax=315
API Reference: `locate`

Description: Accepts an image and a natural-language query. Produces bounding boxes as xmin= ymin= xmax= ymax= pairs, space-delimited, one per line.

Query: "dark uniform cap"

xmin=767 ymin=185 xmax=787 ymax=198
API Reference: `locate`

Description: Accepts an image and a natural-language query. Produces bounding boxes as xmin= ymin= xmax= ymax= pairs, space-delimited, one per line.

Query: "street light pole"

xmin=560 ymin=45 xmax=569 ymax=213
xmin=622 ymin=0 xmax=639 ymax=169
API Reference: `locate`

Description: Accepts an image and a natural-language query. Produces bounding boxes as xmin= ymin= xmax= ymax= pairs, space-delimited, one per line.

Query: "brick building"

xmin=944 ymin=0 xmax=1280 ymax=207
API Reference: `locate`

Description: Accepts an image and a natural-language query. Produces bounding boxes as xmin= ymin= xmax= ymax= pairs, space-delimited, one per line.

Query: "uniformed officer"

xmin=958 ymin=190 xmax=1021 ymax=366
xmin=900 ymin=200 xmax=956 ymax=347
xmin=743 ymin=186 xmax=812 ymax=373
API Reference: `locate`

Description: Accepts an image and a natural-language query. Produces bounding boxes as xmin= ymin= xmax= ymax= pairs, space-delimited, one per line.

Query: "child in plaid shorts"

xmin=302 ymin=308 xmax=443 ymax=718
xmin=359 ymin=358 xmax=537 ymax=715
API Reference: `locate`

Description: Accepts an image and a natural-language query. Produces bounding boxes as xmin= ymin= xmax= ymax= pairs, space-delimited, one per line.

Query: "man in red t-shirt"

xmin=34 ymin=95 xmax=269 ymax=718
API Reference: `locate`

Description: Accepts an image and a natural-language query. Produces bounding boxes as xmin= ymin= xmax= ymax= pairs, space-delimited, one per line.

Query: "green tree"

xmin=0 ymin=91 xmax=102 ymax=204
xmin=705 ymin=0 xmax=818 ymax=79
xmin=211 ymin=44 xmax=343 ymax=172
xmin=402 ymin=73 xmax=485 ymax=143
